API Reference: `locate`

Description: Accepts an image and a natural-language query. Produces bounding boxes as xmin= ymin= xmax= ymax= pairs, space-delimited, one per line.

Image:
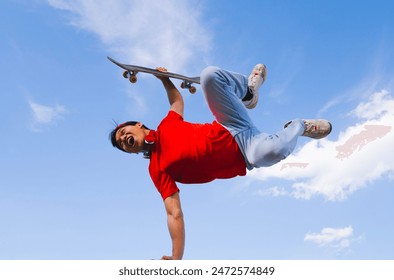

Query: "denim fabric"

xmin=200 ymin=66 xmax=304 ymax=170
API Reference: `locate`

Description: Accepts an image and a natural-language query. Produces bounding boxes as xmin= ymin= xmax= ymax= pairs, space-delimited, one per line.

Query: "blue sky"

xmin=1 ymin=0 xmax=394 ymax=260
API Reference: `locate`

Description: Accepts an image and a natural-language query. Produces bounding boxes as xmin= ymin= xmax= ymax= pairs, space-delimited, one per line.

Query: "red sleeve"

xmin=166 ymin=110 xmax=183 ymax=121
xmin=149 ymin=162 xmax=179 ymax=200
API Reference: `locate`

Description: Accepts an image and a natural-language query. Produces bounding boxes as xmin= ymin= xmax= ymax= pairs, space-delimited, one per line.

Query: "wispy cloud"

xmin=255 ymin=186 xmax=289 ymax=197
xmin=28 ymin=100 xmax=68 ymax=132
xmin=250 ymin=90 xmax=394 ymax=201
xmin=47 ymin=0 xmax=212 ymax=73
xmin=304 ymin=226 xmax=355 ymax=251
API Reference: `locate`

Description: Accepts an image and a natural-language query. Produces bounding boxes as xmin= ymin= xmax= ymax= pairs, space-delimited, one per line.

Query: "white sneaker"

xmin=302 ymin=119 xmax=332 ymax=139
xmin=243 ymin=64 xmax=267 ymax=109
xmin=284 ymin=119 xmax=332 ymax=139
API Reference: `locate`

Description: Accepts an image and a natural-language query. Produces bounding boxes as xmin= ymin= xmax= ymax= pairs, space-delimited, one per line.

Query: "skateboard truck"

xmin=123 ymin=70 xmax=138 ymax=84
xmin=180 ymin=81 xmax=197 ymax=94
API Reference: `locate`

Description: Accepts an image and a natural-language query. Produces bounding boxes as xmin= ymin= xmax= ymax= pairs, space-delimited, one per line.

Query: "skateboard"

xmin=107 ymin=56 xmax=200 ymax=94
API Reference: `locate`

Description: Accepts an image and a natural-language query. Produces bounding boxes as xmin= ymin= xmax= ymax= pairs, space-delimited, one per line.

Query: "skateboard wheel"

xmin=129 ymin=75 xmax=138 ymax=83
xmin=189 ymin=87 xmax=197 ymax=94
xmin=122 ymin=71 xmax=129 ymax=79
xmin=180 ymin=82 xmax=186 ymax=89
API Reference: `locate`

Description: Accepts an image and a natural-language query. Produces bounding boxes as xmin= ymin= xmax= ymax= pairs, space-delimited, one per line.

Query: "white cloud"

xmin=304 ymin=226 xmax=354 ymax=250
xmin=352 ymin=90 xmax=394 ymax=120
xmin=47 ymin=0 xmax=212 ymax=73
xmin=255 ymin=186 xmax=289 ymax=197
xmin=28 ymin=100 xmax=68 ymax=131
xmin=249 ymin=90 xmax=394 ymax=201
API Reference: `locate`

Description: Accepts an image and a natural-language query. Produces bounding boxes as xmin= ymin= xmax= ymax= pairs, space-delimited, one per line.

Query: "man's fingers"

xmin=156 ymin=67 xmax=168 ymax=72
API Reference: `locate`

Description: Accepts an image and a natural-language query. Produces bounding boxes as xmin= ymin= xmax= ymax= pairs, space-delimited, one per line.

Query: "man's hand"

xmin=154 ymin=67 xmax=169 ymax=81
xmin=161 ymin=255 xmax=179 ymax=260
xmin=156 ymin=67 xmax=168 ymax=72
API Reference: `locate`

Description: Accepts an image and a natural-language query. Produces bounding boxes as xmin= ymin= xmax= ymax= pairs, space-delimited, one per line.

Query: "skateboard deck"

xmin=107 ymin=56 xmax=200 ymax=94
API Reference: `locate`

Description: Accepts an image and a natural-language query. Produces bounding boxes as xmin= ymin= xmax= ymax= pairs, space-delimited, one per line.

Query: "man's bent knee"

xmin=200 ymin=66 xmax=222 ymax=87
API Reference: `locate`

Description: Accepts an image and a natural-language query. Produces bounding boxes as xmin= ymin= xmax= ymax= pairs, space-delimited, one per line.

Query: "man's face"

xmin=115 ymin=123 xmax=146 ymax=154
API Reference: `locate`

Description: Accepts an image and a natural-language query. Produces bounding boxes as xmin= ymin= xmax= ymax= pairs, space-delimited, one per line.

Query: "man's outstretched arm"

xmin=155 ymin=68 xmax=184 ymax=117
xmin=162 ymin=192 xmax=185 ymax=260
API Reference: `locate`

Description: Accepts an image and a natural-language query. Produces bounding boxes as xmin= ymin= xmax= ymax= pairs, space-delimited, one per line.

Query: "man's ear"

xmin=136 ymin=122 xmax=143 ymax=128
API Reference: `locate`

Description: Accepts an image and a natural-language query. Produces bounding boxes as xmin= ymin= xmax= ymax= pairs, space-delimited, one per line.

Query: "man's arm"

xmin=155 ymin=68 xmax=184 ymax=117
xmin=162 ymin=191 xmax=185 ymax=260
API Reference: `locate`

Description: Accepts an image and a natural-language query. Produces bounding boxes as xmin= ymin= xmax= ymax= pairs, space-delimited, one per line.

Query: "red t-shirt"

xmin=149 ymin=111 xmax=247 ymax=200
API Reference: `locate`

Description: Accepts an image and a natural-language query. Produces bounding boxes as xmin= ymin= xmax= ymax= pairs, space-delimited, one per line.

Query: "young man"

xmin=110 ymin=65 xmax=332 ymax=260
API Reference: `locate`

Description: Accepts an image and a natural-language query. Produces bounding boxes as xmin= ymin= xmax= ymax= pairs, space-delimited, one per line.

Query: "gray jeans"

xmin=200 ymin=66 xmax=304 ymax=170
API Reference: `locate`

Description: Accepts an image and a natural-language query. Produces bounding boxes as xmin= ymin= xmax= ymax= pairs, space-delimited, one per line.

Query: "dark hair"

xmin=109 ymin=121 xmax=149 ymax=152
